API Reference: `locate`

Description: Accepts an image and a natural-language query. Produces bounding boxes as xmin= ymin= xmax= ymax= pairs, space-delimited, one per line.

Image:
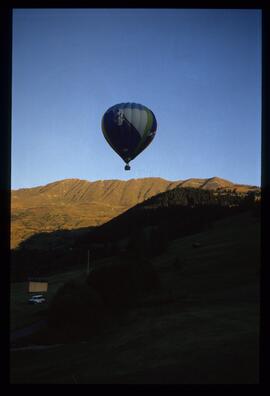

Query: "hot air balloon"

xmin=101 ymin=103 xmax=157 ymax=170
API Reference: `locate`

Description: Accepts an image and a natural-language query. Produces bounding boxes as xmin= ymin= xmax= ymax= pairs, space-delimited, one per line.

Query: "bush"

xmin=48 ymin=280 xmax=106 ymax=335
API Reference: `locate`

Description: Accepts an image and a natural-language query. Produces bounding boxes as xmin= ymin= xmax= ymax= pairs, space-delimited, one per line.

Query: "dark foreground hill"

xmin=10 ymin=210 xmax=260 ymax=383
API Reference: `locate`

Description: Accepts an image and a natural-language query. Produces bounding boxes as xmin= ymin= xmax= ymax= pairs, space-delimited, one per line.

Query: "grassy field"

xmin=10 ymin=211 xmax=260 ymax=384
xmin=10 ymin=268 xmax=87 ymax=332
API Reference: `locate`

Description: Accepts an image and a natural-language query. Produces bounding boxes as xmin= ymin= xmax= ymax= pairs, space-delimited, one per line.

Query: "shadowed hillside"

xmin=10 ymin=210 xmax=260 ymax=383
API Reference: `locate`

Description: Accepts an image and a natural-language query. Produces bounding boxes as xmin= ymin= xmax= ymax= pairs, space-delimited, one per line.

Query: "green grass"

xmin=10 ymin=211 xmax=260 ymax=384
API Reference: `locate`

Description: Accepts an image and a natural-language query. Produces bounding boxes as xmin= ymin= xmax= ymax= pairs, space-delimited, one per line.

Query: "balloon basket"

xmin=125 ymin=164 xmax=131 ymax=171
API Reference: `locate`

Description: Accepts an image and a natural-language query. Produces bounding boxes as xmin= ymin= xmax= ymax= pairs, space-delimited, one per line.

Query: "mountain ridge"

xmin=12 ymin=175 xmax=260 ymax=193
xmin=11 ymin=176 xmax=260 ymax=249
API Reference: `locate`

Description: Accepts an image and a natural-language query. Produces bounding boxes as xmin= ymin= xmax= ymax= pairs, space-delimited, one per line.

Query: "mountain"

xmin=11 ymin=177 xmax=260 ymax=249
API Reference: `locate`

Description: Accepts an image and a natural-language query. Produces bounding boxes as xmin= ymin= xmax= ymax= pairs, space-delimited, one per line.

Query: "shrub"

xmin=48 ymin=280 xmax=106 ymax=334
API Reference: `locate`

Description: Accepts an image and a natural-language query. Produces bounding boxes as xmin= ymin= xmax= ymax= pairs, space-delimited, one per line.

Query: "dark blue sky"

xmin=12 ymin=9 xmax=261 ymax=189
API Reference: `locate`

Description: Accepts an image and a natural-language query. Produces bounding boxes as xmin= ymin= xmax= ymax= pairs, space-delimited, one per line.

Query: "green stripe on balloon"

xmin=132 ymin=109 xmax=153 ymax=158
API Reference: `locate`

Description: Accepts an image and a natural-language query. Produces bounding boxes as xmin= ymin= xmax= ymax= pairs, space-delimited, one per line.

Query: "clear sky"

xmin=12 ymin=8 xmax=261 ymax=189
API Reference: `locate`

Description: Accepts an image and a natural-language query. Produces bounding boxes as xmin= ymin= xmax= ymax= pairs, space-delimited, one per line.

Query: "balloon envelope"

xmin=101 ymin=103 xmax=157 ymax=166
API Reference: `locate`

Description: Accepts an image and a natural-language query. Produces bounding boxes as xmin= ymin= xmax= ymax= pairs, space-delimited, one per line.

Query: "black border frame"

xmin=1 ymin=0 xmax=268 ymax=386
